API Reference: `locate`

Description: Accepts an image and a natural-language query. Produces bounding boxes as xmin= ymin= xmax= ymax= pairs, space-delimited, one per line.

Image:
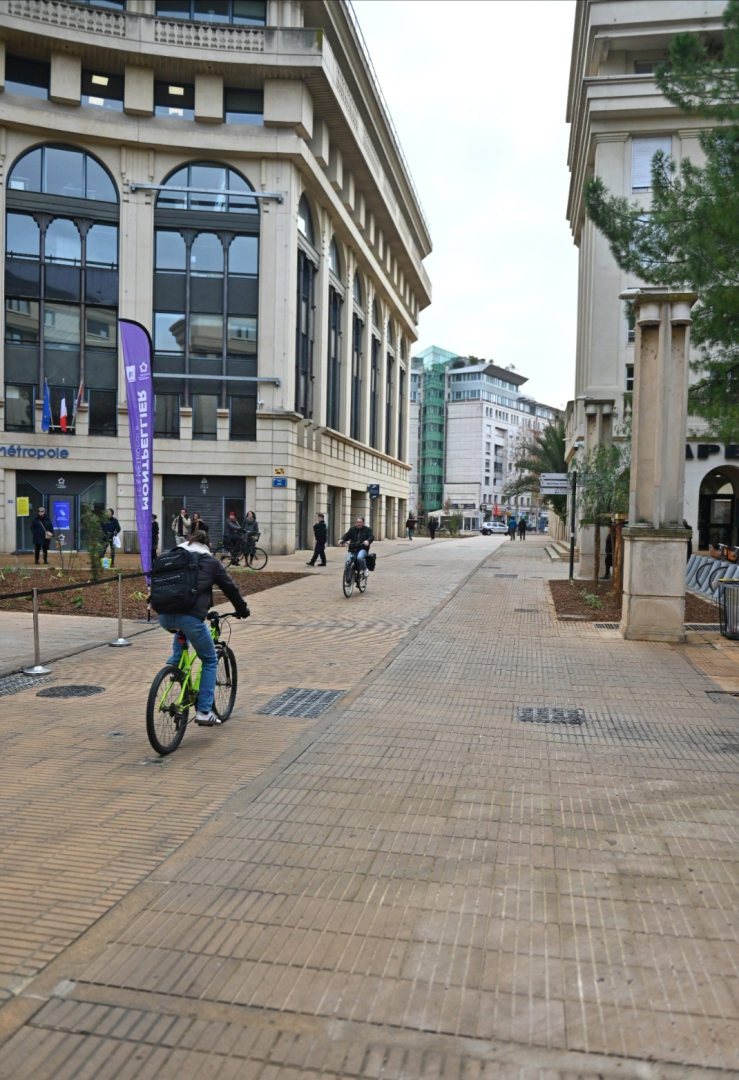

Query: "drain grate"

xmin=257 ymin=687 xmax=344 ymax=718
xmin=685 ymin=623 xmax=721 ymax=631
xmin=495 ymin=574 xmax=518 ymax=578
xmin=0 ymin=674 xmax=52 ymax=697
xmin=594 ymin=623 xmax=620 ymax=630
xmin=37 ymin=685 xmax=105 ymax=699
xmin=518 ymin=707 xmax=585 ymax=725
xmin=515 ymin=608 xmax=538 ymax=613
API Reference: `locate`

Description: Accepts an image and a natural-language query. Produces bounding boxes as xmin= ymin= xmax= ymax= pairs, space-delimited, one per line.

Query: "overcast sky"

xmin=352 ymin=0 xmax=578 ymax=410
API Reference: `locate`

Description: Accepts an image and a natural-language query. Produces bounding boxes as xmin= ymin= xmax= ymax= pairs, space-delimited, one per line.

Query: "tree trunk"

xmin=613 ymin=520 xmax=625 ymax=606
xmin=593 ymin=520 xmax=601 ymax=585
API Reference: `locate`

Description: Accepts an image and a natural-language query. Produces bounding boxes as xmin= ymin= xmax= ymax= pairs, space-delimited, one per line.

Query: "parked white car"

xmin=481 ymin=521 xmax=508 ymax=535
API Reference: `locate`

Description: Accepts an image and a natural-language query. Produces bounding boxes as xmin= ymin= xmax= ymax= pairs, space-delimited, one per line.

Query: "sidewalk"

xmin=3 ymin=537 xmax=739 ymax=1078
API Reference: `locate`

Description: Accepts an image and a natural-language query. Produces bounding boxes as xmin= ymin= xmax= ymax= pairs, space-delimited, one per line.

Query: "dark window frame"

xmin=4 ymin=383 xmax=36 ymax=433
xmin=82 ymin=70 xmax=125 ymax=112
xmin=225 ymin=88 xmax=264 ymax=125
xmin=88 ymin=388 xmax=117 ymax=436
xmin=327 ymin=285 xmax=342 ymax=431
xmin=156 ymin=0 xmax=266 ymax=24
xmin=369 ymin=335 xmax=380 ymax=450
xmin=154 ymin=393 xmax=181 ymax=438
xmin=295 ymin=248 xmax=316 ymax=419
xmin=351 ymin=314 xmax=363 ymax=442
xmin=5 ymin=56 xmax=50 ymax=99
xmin=155 ymin=81 xmax=195 ymax=120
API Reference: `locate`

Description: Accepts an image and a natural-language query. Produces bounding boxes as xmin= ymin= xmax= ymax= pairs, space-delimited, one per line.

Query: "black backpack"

xmin=149 ymin=547 xmax=201 ymax=614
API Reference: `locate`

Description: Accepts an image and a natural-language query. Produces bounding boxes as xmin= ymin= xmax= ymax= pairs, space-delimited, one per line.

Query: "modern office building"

xmin=566 ymin=0 xmax=727 ymax=569
xmin=409 ymin=346 xmax=559 ymax=526
xmin=0 ymin=0 xmax=431 ymax=555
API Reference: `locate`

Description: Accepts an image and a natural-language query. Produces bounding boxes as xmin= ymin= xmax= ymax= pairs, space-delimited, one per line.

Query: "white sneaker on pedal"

xmin=195 ymin=710 xmax=221 ymax=726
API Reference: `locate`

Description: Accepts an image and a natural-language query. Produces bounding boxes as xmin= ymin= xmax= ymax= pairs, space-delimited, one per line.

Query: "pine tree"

xmin=584 ymin=0 xmax=739 ymax=443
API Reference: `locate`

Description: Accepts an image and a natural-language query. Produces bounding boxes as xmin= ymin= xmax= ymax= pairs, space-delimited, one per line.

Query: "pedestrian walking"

xmin=683 ymin=518 xmax=693 ymax=561
xmin=307 ymin=512 xmax=328 ymax=566
xmin=101 ymin=508 xmax=121 ymax=566
xmin=31 ymin=506 xmax=53 ymax=565
xmin=151 ymin=514 xmax=159 ymax=563
xmin=427 ymin=517 xmax=437 ymax=540
xmin=406 ymin=513 xmax=417 ymax=540
xmin=517 ymin=518 xmax=527 ymax=540
xmin=172 ymin=507 xmax=191 ymax=546
xmin=507 ymin=516 xmax=517 ymax=541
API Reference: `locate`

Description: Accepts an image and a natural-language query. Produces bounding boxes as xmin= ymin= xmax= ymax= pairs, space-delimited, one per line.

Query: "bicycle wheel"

xmin=357 ymin=566 xmax=367 ymax=593
xmin=146 ymin=665 xmax=190 ymax=755
xmin=247 ymin=547 xmax=268 ymax=570
xmin=343 ymin=559 xmax=355 ymax=597
xmin=213 ymin=645 xmax=237 ymax=721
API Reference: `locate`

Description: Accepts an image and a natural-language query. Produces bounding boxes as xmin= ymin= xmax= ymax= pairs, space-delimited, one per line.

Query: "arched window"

xmin=329 ymin=238 xmax=342 ymax=280
xmin=297 ymin=194 xmax=314 ymax=247
xmin=153 ymin=162 xmax=259 ymax=441
xmin=4 ymin=145 xmax=119 ymax=436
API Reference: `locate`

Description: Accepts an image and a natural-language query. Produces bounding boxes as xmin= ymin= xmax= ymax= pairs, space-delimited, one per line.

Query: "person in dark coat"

xmin=31 ymin=506 xmax=53 ymax=565
xmin=683 ymin=519 xmax=693 ymax=562
xmin=151 ymin=515 xmax=160 ymax=563
xmin=601 ymin=530 xmax=613 ymax=580
xmin=406 ymin=513 xmax=417 ymax=540
xmin=427 ymin=517 xmax=437 ymax=540
xmin=340 ymin=517 xmax=374 ymax=574
xmin=190 ymin=512 xmax=209 ymax=537
xmin=307 ymin=513 xmax=328 ymax=566
xmin=101 ymin=508 xmax=121 ymax=566
xmin=517 ymin=517 xmax=527 ymax=540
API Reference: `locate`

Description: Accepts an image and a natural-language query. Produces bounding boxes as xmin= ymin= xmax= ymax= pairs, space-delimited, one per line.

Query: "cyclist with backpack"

xmin=150 ymin=530 xmax=250 ymax=727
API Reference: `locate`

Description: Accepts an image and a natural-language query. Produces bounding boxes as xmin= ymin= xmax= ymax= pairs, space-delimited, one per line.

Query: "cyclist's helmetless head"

xmin=356 ymin=517 xmax=364 ymax=525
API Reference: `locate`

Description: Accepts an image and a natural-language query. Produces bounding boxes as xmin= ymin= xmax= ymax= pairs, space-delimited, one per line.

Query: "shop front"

xmin=15 ymin=471 xmax=106 ymax=552
xmin=162 ymin=475 xmax=246 ymax=548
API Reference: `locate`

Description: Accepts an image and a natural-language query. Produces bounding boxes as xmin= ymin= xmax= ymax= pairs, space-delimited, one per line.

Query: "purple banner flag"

xmin=120 ymin=320 xmax=154 ymax=574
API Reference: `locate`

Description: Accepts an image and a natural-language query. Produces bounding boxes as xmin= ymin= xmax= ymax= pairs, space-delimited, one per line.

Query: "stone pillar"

xmin=619 ymin=288 xmax=696 ymax=642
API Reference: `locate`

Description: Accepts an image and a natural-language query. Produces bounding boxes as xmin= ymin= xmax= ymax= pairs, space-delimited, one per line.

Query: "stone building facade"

xmin=0 ymin=0 xmax=431 ymax=555
xmin=566 ymin=0 xmax=728 ymax=572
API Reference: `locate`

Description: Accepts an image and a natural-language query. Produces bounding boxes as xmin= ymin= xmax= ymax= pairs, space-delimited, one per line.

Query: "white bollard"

xmin=109 ymin=574 xmax=131 ymax=647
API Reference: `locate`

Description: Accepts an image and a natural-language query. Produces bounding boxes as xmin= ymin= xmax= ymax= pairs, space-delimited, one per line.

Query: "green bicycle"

xmin=146 ymin=610 xmax=238 ymax=756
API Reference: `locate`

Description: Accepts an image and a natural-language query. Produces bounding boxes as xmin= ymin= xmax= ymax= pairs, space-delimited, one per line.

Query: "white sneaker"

xmin=195 ymin=710 xmax=221 ymax=726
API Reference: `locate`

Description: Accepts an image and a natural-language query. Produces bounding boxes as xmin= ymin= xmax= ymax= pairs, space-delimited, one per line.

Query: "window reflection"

xmin=227 ymin=316 xmax=257 ymax=356
xmin=86 ymin=224 xmax=118 ymax=268
xmin=5 ymin=299 xmax=40 ymax=344
xmin=190 ymin=233 xmax=223 ymax=275
xmin=190 ymin=314 xmax=223 ymax=358
xmin=46 ymin=219 xmax=82 ymax=265
xmin=155 ymin=312 xmax=186 ymax=353
xmin=6 ymin=214 xmax=40 ymax=259
xmin=229 ymin=235 xmax=258 ymax=275
xmin=44 ymin=303 xmax=80 ymax=348
xmin=156 ymin=231 xmax=187 ymax=271
xmin=85 ymin=308 xmax=116 ymax=348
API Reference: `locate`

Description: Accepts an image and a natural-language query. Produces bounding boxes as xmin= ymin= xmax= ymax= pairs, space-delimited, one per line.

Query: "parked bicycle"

xmin=342 ymin=545 xmax=369 ymax=597
xmin=213 ymin=530 xmax=268 ymax=570
xmin=146 ymin=610 xmax=237 ymax=755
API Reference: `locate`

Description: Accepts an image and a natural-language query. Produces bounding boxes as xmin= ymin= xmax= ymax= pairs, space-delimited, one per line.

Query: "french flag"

xmin=59 ymin=394 xmax=68 ymax=433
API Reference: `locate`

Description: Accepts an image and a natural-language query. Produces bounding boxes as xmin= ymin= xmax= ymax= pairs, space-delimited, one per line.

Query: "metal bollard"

xmin=109 ymin=573 xmax=131 ymax=647
xmin=23 ymin=588 xmax=52 ymax=675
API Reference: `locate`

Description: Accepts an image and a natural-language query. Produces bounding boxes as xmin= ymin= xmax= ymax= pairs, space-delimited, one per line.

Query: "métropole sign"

xmin=0 ymin=445 xmax=69 ymax=458
xmin=120 ymin=319 xmax=153 ymax=574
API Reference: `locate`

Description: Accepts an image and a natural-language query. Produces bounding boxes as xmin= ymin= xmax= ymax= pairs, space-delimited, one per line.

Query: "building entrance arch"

xmin=698 ymin=465 xmax=739 ymax=550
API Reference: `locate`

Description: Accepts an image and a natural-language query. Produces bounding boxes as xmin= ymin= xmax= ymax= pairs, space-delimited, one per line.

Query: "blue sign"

xmin=272 ymin=477 xmax=287 ymax=488
xmin=368 ymin=484 xmax=380 ymax=499
xmin=0 ymin=445 xmax=69 ymax=459
xmin=54 ymin=500 xmax=71 ymax=530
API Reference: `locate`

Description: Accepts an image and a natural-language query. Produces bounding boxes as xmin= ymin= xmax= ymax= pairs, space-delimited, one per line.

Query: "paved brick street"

xmin=2 ymin=536 xmax=739 ymax=1078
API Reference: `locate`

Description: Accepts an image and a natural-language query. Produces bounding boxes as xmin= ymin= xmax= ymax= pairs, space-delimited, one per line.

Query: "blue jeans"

xmin=158 ymin=613 xmax=217 ymax=713
xmin=346 ymin=548 xmax=367 ymax=573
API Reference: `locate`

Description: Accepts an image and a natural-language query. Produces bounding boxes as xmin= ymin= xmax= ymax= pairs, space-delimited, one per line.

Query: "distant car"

xmin=481 ymin=521 xmax=507 ymax=535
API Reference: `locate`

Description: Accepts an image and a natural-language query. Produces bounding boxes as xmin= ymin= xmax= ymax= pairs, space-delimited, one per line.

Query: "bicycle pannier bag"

xmin=366 ymin=553 xmax=376 ymax=572
xmin=149 ymin=548 xmax=201 ymax=614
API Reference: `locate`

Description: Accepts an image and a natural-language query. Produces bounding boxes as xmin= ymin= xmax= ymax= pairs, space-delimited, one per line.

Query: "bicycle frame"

xmin=169 ymin=619 xmax=223 ymax=711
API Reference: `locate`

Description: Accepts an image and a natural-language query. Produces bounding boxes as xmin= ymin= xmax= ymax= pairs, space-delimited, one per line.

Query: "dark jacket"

xmin=313 ymin=520 xmax=328 ymax=543
xmin=341 ymin=524 xmax=374 ymax=550
xmin=31 ymin=513 xmax=53 ymax=543
xmin=190 ymin=519 xmax=209 ymax=534
xmin=427 ymin=519 xmax=437 ymax=536
xmin=225 ymin=517 xmax=243 ymax=537
xmin=518 ymin=519 xmax=527 ymax=534
xmin=406 ymin=517 xmax=417 ymax=529
xmin=244 ymin=516 xmax=259 ymax=536
xmin=102 ymin=516 xmax=121 ymax=539
xmin=152 ymin=520 xmax=160 ymax=547
xmin=182 ymin=543 xmax=249 ymax=621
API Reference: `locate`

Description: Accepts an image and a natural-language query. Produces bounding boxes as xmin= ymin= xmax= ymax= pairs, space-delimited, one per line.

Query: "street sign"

xmin=368 ymin=484 xmax=380 ymax=499
xmin=540 ymin=472 xmax=570 ymax=495
xmin=272 ymin=477 xmax=287 ymax=488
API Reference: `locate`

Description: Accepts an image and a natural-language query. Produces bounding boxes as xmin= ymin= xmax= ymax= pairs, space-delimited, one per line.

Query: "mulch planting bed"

xmin=549 ymin=578 xmax=719 ymax=623
xmin=0 ymin=567 xmax=308 ymax=620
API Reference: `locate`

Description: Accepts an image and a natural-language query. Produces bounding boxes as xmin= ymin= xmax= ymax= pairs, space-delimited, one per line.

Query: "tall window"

xmin=631 ymin=135 xmax=672 ymax=192
xmin=385 ymin=353 xmax=394 ymax=456
xmin=351 ymin=272 xmax=363 ymax=441
xmin=398 ymin=364 xmax=405 ymax=460
xmin=326 ymin=238 xmax=342 ymax=431
xmin=154 ymin=161 xmax=259 ymax=439
xmin=5 ymin=145 xmax=119 ymax=435
xmin=295 ymin=195 xmax=316 ymax=419
xmin=370 ymin=335 xmax=380 ymax=450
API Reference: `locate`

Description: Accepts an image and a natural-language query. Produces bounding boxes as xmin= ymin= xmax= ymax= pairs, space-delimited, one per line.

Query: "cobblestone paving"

xmin=3 ymin=538 xmax=739 ymax=1078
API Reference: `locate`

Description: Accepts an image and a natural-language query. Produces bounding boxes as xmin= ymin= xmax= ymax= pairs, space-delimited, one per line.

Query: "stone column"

xmin=619 ymin=288 xmax=696 ymax=642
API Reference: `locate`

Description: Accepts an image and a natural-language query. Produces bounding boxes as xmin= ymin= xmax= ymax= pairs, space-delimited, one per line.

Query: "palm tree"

xmin=502 ymin=417 xmax=567 ymax=521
